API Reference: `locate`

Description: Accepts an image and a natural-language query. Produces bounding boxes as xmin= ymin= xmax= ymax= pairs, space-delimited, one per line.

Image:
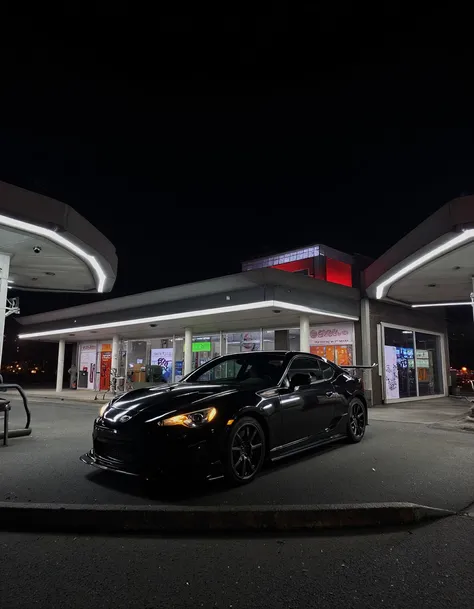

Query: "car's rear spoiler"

xmin=340 ymin=363 xmax=378 ymax=370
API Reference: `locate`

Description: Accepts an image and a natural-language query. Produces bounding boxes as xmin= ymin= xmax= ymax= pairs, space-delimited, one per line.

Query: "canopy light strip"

xmin=0 ymin=213 xmax=107 ymax=292
xmin=18 ymin=300 xmax=358 ymax=339
xmin=374 ymin=229 xmax=474 ymax=299
xmin=412 ymin=302 xmax=471 ymax=308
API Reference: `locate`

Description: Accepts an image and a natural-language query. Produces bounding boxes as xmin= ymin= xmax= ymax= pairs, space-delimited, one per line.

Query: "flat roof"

xmin=17 ymin=268 xmax=360 ymax=341
xmin=242 ymin=243 xmax=354 ymax=271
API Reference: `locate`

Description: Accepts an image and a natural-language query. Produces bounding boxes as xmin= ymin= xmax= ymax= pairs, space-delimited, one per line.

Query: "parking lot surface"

xmin=2 ymin=397 xmax=474 ymax=511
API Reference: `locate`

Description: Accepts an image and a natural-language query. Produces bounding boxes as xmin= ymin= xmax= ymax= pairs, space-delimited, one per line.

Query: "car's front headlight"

xmin=159 ymin=406 xmax=217 ymax=428
xmin=99 ymin=396 xmax=121 ymax=417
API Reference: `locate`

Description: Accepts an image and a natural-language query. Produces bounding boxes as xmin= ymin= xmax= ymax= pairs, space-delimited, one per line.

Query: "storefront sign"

xmin=100 ymin=343 xmax=112 ymax=352
xmin=415 ymin=349 xmax=430 ymax=369
xmin=80 ymin=343 xmax=96 ymax=351
xmin=192 ymin=341 xmax=211 ymax=352
xmin=309 ymin=323 xmax=354 ymax=346
xmin=384 ymin=345 xmax=400 ymax=399
xmin=416 ymin=359 xmax=430 ymax=368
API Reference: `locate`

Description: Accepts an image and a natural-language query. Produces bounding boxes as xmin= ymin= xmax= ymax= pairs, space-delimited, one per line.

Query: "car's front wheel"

xmin=346 ymin=398 xmax=367 ymax=443
xmin=224 ymin=417 xmax=266 ymax=485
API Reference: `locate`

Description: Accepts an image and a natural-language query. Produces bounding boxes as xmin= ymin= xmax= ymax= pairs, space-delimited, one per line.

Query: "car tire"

xmin=224 ymin=416 xmax=266 ymax=486
xmin=346 ymin=398 xmax=367 ymax=443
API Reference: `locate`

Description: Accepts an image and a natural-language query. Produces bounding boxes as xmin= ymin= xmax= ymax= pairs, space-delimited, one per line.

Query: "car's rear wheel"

xmin=224 ymin=417 xmax=266 ymax=485
xmin=346 ymin=398 xmax=366 ymax=443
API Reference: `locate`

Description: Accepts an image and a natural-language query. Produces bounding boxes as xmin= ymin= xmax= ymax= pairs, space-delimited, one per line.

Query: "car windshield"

xmin=184 ymin=353 xmax=286 ymax=386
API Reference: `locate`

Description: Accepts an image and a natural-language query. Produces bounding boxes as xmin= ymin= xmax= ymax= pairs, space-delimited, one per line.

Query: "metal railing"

xmin=0 ymin=382 xmax=32 ymax=442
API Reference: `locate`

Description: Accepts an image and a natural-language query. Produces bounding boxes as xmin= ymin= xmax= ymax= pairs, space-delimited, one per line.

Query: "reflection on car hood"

xmin=102 ymin=382 xmax=238 ymax=422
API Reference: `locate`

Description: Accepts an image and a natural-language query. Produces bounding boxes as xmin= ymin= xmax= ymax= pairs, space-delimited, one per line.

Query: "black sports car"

xmin=81 ymin=351 xmax=368 ymax=485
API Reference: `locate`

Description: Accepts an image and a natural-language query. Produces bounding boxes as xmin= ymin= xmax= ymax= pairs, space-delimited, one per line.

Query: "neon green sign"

xmin=192 ymin=341 xmax=211 ymax=352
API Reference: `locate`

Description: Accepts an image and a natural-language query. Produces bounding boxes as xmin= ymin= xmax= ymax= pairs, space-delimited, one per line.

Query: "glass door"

xmin=382 ymin=325 xmax=444 ymax=401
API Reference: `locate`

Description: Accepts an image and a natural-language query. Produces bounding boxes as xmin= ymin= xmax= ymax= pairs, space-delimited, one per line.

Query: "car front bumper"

xmin=80 ymin=450 xmax=141 ymax=477
xmin=80 ymin=421 xmax=225 ymax=479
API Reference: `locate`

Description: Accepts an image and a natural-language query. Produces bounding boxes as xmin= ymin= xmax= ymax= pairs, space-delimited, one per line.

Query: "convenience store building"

xmin=17 ymin=196 xmax=474 ymax=405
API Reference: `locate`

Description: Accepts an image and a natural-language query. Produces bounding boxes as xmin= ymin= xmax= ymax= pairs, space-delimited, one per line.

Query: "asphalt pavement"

xmin=2 ymin=397 xmax=474 ymax=511
xmin=1 ymin=514 xmax=474 ymax=608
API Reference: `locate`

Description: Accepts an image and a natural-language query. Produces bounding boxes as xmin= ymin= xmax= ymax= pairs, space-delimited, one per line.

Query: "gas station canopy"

xmin=0 ymin=181 xmax=117 ymax=293
xmin=0 ymin=180 xmax=117 ymax=366
xmin=365 ymin=196 xmax=474 ymax=307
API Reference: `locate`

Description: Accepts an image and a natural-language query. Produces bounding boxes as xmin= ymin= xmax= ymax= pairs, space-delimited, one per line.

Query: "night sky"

xmin=1 ymin=7 xmax=473 ymax=364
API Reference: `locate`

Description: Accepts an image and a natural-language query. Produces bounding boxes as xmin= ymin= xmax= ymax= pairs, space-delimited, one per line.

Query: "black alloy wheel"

xmin=347 ymin=398 xmax=366 ymax=443
xmin=225 ymin=417 xmax=266 ymax=485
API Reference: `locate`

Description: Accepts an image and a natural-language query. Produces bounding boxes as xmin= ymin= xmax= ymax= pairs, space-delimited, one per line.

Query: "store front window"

xmin=415 ymin=332 xmax=442 ymax=396
xmin=127 ymin=340 xmax=148 ymax=385
xmin=383 ymin=325 xmax=443 ymax=400
xmin=149 ymin=338 xmax=174 ymax=383
xmin=290 ymin=329 xmax=300 ymax=351
xmin=263 ymin=330 xmax=274 ymax=351
xmin=225 ymin=331 xmax=262 ymax=354
xmin=309 ymin=322 xmax=354 ymax=366
xmin=191 ymin=335 xmax=221 ymax=370
xmin=174 ymin=337 xmax=185 ymax=381
xmin=383 ymin=327 xmax=417 ymax=399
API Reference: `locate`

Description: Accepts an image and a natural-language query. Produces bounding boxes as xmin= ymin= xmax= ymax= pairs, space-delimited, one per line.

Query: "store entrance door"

xmin=99 ymin=351 xmax=112 ymax=391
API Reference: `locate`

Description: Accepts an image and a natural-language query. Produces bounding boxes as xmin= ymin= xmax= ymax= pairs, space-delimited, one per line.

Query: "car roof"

xmin=224 ymin=350 xmax=323 ymax=360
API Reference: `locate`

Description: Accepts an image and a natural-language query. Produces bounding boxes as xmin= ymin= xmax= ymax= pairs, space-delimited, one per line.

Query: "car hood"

xmin=101 ymin=382 xmax=239 ymax=423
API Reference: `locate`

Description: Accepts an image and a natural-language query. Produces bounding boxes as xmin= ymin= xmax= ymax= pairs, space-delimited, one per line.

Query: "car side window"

xmin=287 ymin=357 xmax=322 ymax=382
xmin=319 ymin=360 xmax=334 ymax=381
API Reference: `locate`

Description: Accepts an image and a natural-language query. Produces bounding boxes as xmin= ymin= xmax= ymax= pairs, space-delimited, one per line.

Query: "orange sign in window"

xmin=311 ymin=345 xmax=353 ymax=366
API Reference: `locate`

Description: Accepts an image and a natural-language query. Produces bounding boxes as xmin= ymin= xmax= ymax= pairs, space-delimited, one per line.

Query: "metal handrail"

xmin=0 ymin=383 xmax=31 ymax=429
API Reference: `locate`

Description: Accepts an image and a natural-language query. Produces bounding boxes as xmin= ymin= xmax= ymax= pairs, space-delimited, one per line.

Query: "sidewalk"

xmin=22 ymin=388 xmax=110 ymax=404
xmin=370 ymin=396 xmax=474 ymax=430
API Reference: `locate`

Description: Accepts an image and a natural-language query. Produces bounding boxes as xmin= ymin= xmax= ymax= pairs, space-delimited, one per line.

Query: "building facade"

xmin=17 ymin=239 xmax=450 ymax=406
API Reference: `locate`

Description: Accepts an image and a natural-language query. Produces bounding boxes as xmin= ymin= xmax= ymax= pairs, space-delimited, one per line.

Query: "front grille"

xmin=93 ymin=425 xmax=139 ymax=464
xmin=94 ymin=439 xmax=135 ymax=463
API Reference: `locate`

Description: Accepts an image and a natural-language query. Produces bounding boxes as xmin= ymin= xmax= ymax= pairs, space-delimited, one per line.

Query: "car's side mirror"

xmin=289 ymin=372 xmax=312 ymax=391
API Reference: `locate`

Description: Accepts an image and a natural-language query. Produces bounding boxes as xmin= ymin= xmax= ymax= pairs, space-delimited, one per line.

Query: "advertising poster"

xmin=151 ymin=348 xmax=173 ymax=382
xmin=175 ymin=360 xmax=184 ymax=382
xmin=384 ymin=345 xmax=400 ymax=399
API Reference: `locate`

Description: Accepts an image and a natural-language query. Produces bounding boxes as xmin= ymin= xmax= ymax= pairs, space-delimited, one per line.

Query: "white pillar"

xmin=0 ymin=253 xmax=10 ymax=371
xmin=360 ymin=298 xmax=373 ymax=399
xmin=171 ymin=335 xmax=176 ymax=383
xmin=56 ymin=338 xmax=65 ymax=392
xmin=111 ymin=334 xmax=120 ymax=375
xmin=471 ymin=276 xmax=474 ymax=322
xmin=299 ymin=314 xmax=310 ymax=353
xmin=184 ymin=327 xmax=193 ymax=375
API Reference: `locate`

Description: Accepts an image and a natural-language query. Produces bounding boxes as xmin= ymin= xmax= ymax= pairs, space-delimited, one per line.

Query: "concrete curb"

xmin=0 ymin=502 xmax=454 ymax=534
xmin=21 ymin=395 xmax=108 ymax=405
